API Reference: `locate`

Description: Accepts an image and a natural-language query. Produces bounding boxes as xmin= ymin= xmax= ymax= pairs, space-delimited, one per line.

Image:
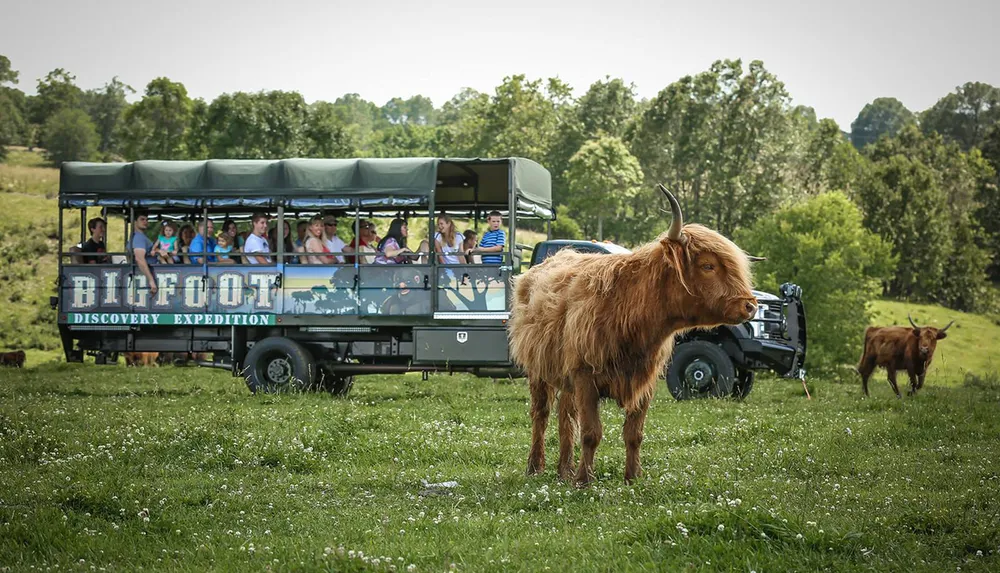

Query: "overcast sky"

xmin=4 ymin=0 xmax=998 ymax=130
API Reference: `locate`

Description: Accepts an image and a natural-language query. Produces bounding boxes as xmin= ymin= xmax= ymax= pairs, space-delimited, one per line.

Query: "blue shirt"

xmin=127 ymin=232 xmax=158 ymax=266
xmin=189 ymin=234 xmax=217 ymax=264
xmin=479 ymin=229 xmax=506 ymax=264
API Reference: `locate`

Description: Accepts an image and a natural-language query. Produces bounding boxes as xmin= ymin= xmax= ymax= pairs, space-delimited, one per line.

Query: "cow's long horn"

xmin=939 ymin=320 xmax=954 ymax=333
xmin=908 ymin=313 xmax=921 ymax=329
xmin=658 ymin=184 xmax=685 ymax=243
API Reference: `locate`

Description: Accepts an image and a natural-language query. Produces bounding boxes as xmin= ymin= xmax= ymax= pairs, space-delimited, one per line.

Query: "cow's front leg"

xmin=907 ymin=371 xmax=918 ymax=396
xmin=886 ymin=367 xmax=901 ymax=398
xmin=574 ymin=380 xmax=602 ymax=487
xmin=624 ymin=396 xmax=650 ymax=484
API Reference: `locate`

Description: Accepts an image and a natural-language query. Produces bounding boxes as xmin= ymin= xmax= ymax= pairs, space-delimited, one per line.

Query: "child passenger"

xmin=214 ymin=233 xmax=236 ymax=264
xmin=156 ymin=222 xmax=178 ymax=264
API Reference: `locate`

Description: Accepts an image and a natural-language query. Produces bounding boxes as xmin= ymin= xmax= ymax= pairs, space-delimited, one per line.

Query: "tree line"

xmin=1 ymin=54 xmax=998 ymax=323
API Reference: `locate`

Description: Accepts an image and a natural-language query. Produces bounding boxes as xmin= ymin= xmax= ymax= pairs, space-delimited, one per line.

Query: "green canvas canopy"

xmin=59 ymin=157 xmax=553 ymax=218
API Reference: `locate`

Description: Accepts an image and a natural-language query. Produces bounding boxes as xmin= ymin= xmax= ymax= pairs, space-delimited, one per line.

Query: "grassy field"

xmin=1 ymin=364 xmax=999 ymax=572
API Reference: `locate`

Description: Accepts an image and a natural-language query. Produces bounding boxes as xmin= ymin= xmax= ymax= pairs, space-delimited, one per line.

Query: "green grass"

xmin=1 ymin=366 xmax=999 ymax=572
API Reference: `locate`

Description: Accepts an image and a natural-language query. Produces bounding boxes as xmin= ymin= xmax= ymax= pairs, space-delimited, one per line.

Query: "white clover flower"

xmin=717 ymin=524 xmax=725 ymax=532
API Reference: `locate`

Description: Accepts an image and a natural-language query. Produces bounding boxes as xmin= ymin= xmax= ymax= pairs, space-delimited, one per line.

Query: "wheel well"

xmin=677 ymin=327 xmax=744 ymax=366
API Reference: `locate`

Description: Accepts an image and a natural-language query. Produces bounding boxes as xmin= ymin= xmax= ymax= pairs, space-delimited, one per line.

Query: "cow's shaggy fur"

xmin=509 ymin=218 xmax=758 ymax=486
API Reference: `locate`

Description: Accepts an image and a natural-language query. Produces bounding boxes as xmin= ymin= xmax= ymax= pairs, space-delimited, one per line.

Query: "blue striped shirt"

xmin=479 ymin=229 xmax=506 ymax=264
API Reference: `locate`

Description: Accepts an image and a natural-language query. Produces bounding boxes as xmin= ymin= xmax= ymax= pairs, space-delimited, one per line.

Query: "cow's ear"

xmin=936 ymin=331 xmax=947 ymax=340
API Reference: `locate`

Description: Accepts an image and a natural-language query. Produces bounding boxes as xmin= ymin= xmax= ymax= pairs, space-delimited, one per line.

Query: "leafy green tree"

xmin=436 ymin=88 xmax=491 ymax=158
xmin=849 ymin=97 xmax=915 ymax=149
xmin=368 ymin=124 xmax=439 ymax=158
xmin=83 ymin=77 xmax=134 ymax=157
xmin=0 ymin=55 xmax=24 ymax=159
xmin=120 ymin=77 xmax=193 ymax=160
xmin=29 ymin=68 xmax=83 ymax=127
xmin=303 ymin=101 xmax=355 ymax=158
xmin=332 ymin=93 xmax=383 ymax=153
xmin=978 ymin=124 xmax=1000 ymax=280
xmin=734 ymin=192 xmax=896 ymax=376
xmin=381 ymin=95 xmax=436 ymax=125
xmin=480 ymin=75 xmax=567 ymax=162
xmin=0 ymin=55 xmax=17 ymax=84
xmin=42 ymin=108 xmax=98 ymax=164
xmin=856 ymin=125 xmax=994 ymax=310
xmin=564 ymin=135 xmax=643 ymax=240
xmin=628 ymin=59 xmax=793 ymax=235
xmin=185 ymin=98 xmax=210 ymax=160
xmin=549 ymin=205 xmax=583 ymax=240
xmin=204 ymin=90 xmax=308 ymax=158
xmin=921 ymin=82 xmax=1000 ymax=150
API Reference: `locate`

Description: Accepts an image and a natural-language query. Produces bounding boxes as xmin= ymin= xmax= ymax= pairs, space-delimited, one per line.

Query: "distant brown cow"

xmin=124 ymin=352 xmax=159 ymax=367
xmin=0 ymin=350 xmax=26 ymax=368
xmin=857 ymin=314 xmax=953 ymax=398
xmin=509 ymin=184 xmax=759 ymax=487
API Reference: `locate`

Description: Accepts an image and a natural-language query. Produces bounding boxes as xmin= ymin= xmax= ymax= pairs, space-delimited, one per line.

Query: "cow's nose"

xmin=745 ymin=301 xmax=758 ymax=316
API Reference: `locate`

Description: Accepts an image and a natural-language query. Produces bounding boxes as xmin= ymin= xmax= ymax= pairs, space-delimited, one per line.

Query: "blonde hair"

xmin=437 ymin=213 xmax=457 ymax=247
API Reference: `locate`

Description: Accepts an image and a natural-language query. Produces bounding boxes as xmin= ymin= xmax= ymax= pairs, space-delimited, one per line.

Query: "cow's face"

xmin=909 ymin=316 xmax=953 ymax=362
xmin=913 ymin=326 xmax=947 ymax=360
xmin=682 ymin=225 xmax=758 ymax=325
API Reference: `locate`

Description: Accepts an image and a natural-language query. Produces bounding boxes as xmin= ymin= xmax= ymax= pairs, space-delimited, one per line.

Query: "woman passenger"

xmin=303 ymin=215 xmax=335 ymax=264
xmin=374 ymin=218 xmax=415 ymax=264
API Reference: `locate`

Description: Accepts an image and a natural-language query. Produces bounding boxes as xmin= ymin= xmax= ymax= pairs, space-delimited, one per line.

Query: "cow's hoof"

xmin=526 ymin=460 xmax=544 ymax=476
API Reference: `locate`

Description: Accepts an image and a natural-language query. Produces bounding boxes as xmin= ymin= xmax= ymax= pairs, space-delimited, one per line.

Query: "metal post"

xmin=277 ymin=204 xmax=284 ymax=265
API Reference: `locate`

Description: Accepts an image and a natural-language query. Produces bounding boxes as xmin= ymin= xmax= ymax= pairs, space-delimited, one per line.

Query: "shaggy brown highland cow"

xmin=857 ymin=314 xmax=953 ymax=398
xmin=508 ymin=185 xmax=758 ymax=486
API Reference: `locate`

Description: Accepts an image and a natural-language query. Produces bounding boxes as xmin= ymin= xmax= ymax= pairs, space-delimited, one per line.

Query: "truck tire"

xmin=319 ymin=364 xmax=354 ymax=397
xmin=733 ymin=369 xmax=755 ymax=400
xmin=665 ymin=341 xmax=735 ymax=400
xmin=243 ymin=337 xmax=317 ymax=394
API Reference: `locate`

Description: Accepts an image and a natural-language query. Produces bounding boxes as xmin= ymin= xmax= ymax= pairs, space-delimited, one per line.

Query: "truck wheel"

xmin=319 ymin=365 xmax=354 ymax=396
xmin=666 ymin=341 xmax=735 ymax=400
xmin=243 ymin=337 xmax=317 ymax=394
xmin=733 ymin=369 xmax=755 ymax=400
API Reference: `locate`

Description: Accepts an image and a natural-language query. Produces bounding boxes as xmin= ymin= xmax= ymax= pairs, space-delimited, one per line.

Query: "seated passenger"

xmin=155 ymin=221 xmax=178 ymax=265
xmin=322 ymin=216 xmax=347 ymax=263
xmin=435 ymin=214 xmax=465 ymax=265
xmin=347 ymin=219 xmax=377 ymax=264
xmin=214 ymin=232 xmax=236 ymax=264
xmin=176 ymin=224 xmax=195 ymax=264
xmin=462 ymin=230 xmax=480 ymax=264
xmin=189 ymin=218 xmax=217 ymax=264
xmin=374 ymin=218 xmax=415 ymax=265
xmin=81 ymin=217 xmax=111 ymax=264
xmin=243 ymin=212 xmax=272 ymax=264
xmin=303 ymin=215 xmax=334 ymax=264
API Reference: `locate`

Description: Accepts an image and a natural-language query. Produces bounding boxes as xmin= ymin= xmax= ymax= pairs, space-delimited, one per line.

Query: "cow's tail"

xmin=856 ymin=327 xmax=875 ymax=372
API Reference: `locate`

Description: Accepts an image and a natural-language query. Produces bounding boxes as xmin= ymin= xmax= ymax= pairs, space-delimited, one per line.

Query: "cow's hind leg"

xmin=557 ymin=389 xmax=578 ymax=480
xmin=574 ymin=380 xmax=602 ymax=487
xmin=886 ymin=367 xmax=902 ymax=398
xmin=624 ymin=396 xmax=650 ymax=484
xmin=526 ymin=378 xmax=553 ymax=475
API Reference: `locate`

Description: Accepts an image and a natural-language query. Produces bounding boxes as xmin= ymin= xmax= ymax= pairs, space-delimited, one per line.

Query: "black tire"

xmin=243 ymin=337 xmax=317 ymax=394
xmin=319 ymin=364 xmax=354 ymax=396
xmin=666 ymin=341 xmax=736 ymax=400
xmin=733 ymin=369 xmax=755 ymax=400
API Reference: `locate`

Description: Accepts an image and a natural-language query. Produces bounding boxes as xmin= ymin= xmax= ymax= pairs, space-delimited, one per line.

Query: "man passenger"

xmin=189 ymin=218 xmax=217 ymax=264
xmin=323 ymin=215 xmax=346 ymax=263
xmin=243 ymin=212 xmax=272 ymax=264
xmin=81 ymin=217 xmax=111 ymax=264
xmin=127 ymin=211 xmax=158 ymax=295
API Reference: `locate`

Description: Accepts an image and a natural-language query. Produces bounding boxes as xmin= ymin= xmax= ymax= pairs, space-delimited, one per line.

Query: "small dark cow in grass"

xmin=857 ymin=314 xmax=953 ymax=397
xmin=1 ymin=350 xmax=26 ymax=368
